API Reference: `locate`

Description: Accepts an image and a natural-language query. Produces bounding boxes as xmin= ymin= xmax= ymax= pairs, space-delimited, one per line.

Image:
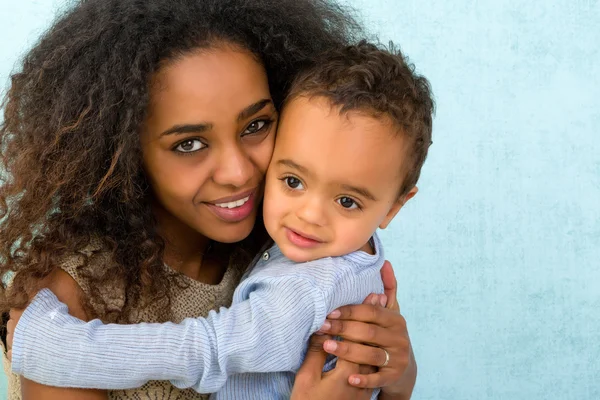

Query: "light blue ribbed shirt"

xmin=11 ymin=234 xmax=384 ymax=399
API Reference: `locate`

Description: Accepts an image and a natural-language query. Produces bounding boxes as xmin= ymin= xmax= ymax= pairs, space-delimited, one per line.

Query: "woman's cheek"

xmin=254 ymin=133 xmax=276 ymax=175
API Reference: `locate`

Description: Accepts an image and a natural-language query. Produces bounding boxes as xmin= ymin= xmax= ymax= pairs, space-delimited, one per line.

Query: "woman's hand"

xmin=291 ymin=334 xmax=374 ymax=400
xmin=317 ymin=261 xmax=417 ymax=399
xmin=5 ymin=307 xmax=24 ymax=361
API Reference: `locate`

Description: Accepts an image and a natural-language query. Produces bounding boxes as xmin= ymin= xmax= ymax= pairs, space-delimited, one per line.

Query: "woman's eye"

xmin=175 ymin=139 xmax=205 ymax=153
xmin=285 ymin=177 xmax=304 ymax=190
xmin=338 ymin=197 xmax=358 ymax=209
xmin=244 ymin=120 xmax=267 ymax=134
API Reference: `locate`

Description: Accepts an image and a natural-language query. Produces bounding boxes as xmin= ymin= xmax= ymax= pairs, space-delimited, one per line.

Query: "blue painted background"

xmin=1 ymin=1 xmax=599 ymax=399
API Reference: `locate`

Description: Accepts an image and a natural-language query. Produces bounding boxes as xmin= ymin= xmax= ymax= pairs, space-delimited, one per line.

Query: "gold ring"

xmin=381 ymin=348 xmax=390 ymax=367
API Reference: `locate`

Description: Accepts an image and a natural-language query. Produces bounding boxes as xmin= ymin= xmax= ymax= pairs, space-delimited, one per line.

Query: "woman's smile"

xmin=204 ymin=187 xmax=259 ymax=223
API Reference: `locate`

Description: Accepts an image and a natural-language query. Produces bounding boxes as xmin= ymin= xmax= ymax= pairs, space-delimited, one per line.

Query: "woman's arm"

xmin=18 ymin=269 xmax=108 ymax=400
xmin=290 ymin=334 xmax=374 ymax=400
xmin=294 ymin=261 xmax=417 ymax=400
xmin=22 ymin=379 xmax=106 ymax=400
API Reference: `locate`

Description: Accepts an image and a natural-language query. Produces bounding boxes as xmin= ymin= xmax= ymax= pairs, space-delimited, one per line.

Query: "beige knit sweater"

xmin=2 ymin=241 xmax=245 ymax=400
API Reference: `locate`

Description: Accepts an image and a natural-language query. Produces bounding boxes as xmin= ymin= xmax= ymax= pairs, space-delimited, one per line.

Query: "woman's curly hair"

xmin=0 ymin=0 xmax=363 ymax=321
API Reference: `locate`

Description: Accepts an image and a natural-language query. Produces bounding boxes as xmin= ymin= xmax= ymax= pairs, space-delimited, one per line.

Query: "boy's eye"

xmin=285 ymin=177 xmax=303 ymax=190
xmin=338 ymin=197 xmax=358 ymax=209
xmin=175 ymin=139 xmax=205 ymax=153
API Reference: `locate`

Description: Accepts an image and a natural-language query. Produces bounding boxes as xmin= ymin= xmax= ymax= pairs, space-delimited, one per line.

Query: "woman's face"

xmin=141 ymin=44 xmax=277 ymax=244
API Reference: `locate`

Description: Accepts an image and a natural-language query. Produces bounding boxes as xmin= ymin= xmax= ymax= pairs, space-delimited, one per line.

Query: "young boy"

xmin=10 ymin=41 xmax=433 ymax=399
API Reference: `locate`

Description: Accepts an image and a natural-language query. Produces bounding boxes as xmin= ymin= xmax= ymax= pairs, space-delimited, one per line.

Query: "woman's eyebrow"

xmin=237 ymin=99 xmax=273 ymax=121
xmin=160 ymin=123 xmax=212 ymax=137
xmin=159 ymin=99 xmax=273 ymax=137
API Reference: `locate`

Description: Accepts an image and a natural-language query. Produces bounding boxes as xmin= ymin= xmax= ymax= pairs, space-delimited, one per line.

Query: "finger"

xmin=296 ymin=334 xmax=330 ymax=383
xmin=321 ymin=319 xmax=397 ymax=346
xmin=377 ymin=294 xmax=388 ymax=308
xmin=323 ymin=339 xmax=395 ymax=367
xmin=327 ymin=361 xmax=374 ymax=400
xmin=330 ymin=356 xmax=361 ymax=375
xmin=358 ymin=363 xmax=377 ymax=375
xmin=6 ymin=319 xmax=16 ymax=335
xmin=348 ymin=370 xmax=398 ymax=389
xmin=380 ymin=261 xmax=398 ymax=311
xmin=6 ymin=319 xmax=16 ymax=350
xmin=6 ymin=331 xmax=12 ymax=352
xmin=9 ymin=308 xmax=25 ymax=322
xmin=6 ymin=349 xmax=11 ymax=361
xmin=327 ymin=304 xmax=402 ymax=329
xmin=362 ymin=293 xmax=379 ymax=306
xmin=363 ymin=293 xmax=388 ymax=309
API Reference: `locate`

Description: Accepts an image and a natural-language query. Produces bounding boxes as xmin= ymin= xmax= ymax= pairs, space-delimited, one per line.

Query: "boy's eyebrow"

xmin=340 ymin=184 xmax=377 ymax=202
xmin=277 ymin=159 xmax=312 ymax=176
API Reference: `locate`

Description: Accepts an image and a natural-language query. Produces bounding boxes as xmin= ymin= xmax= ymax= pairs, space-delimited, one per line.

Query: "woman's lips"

xmin=205 ymin=189 xmax=257 ymax=223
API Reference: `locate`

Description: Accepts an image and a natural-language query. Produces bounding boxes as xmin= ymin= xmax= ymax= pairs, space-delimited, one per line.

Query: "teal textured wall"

xmin=1 ymin=1 xmax=598 ymax=399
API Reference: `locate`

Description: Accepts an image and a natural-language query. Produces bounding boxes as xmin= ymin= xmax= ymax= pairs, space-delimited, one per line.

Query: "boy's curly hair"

xmin=0 ymin=0 xmax=363 ymax=321
xmin=288 ymin=40 xmax=434 ymax=197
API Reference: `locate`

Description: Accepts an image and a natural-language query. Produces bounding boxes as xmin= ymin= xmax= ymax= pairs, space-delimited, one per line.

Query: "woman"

xmin=0 ymin=0 xmax=416 ymax=399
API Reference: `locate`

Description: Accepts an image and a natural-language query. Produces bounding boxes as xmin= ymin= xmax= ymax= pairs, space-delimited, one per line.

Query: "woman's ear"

xmin=379 ymin=186 xmax=418 ymax=229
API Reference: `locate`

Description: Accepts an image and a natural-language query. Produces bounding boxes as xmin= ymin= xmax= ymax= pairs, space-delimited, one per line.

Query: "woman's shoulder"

xmin=57 ymin=237 xmax=104 ymax=275
xmin=55 ymin=237 xmax=126 ymax=321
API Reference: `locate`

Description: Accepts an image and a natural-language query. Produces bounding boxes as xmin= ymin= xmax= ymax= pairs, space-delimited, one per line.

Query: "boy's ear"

xmin=379 ymin=186 xmax=418 ymax=229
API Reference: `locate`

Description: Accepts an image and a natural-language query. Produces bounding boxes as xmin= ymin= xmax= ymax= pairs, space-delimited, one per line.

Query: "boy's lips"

xmin=285 ymin=227 xmax=323 ymax=249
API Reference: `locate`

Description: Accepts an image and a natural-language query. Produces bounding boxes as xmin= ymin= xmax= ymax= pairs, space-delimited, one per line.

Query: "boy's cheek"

xmin=264 ymin=191 xmax=286 ymax=218
xmin=262 ymin=183 xmax=286 ymax=231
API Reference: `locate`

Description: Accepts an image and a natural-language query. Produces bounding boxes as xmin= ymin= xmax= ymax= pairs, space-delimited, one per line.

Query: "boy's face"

xmin=263 ymin=96 xmax=417 ymax=262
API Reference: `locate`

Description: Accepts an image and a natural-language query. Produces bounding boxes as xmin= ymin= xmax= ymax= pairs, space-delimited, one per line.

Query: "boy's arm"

xmin=18 ymin=269 xmax=108 ymax=400
xmin=11 ymin=277 xmax=326 ymax=393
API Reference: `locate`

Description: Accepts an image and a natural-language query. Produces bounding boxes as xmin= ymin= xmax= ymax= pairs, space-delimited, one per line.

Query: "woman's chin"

xmin=205 ymin=218 xmax=257 ymax=244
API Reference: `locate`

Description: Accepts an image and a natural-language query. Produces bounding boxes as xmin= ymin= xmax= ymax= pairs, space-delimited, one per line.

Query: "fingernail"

xmin=324 ymin=340 xmax=338 ymax=352
xmin=328 ymin=310 xmax=341 ymax=319
xmin=370 ymin=296 xmax=378 ymax=305
xmin=379 ymin=294 xmax=387 ymax=307
xmin=320 ymin=321 xmax=331 ymax=331
xmin=350 ymin=377 xmax=361 ymax=385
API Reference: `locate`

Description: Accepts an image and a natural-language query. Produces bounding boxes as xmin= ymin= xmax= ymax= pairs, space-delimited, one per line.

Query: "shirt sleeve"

xmin=11 ymin=276 xmax=327 ymax=393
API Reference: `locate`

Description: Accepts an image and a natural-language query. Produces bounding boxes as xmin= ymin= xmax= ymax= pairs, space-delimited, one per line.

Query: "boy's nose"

xmin=296 ymin=197 xmax=326 ymax=227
